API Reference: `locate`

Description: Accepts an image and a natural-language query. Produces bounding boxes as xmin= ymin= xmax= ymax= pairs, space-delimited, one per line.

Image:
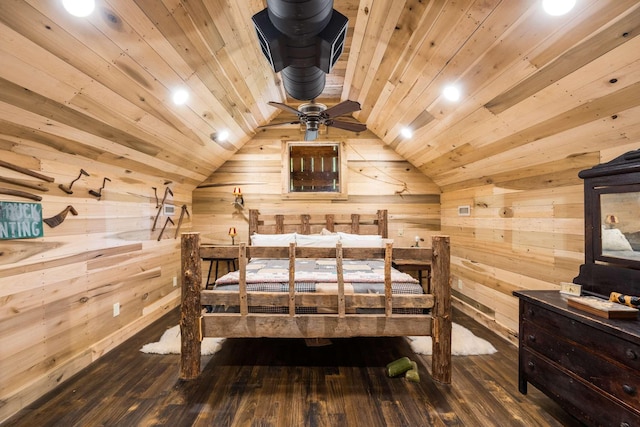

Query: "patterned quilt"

xmin=214 ymin=258 xmax=422 ymax=295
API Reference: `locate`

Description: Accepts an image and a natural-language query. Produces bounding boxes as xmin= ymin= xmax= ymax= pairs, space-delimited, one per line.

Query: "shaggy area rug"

xmin=140 ymin=325 xmax=225 ymax=355
xmin=141 ymin=323 xmax=497 ymax=356
xmin=406 ymin=323 xmax=497 ymax=356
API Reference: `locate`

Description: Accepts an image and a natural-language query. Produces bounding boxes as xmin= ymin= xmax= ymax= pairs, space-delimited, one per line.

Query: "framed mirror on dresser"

xmin=574 ymin=148 xmax=640 ymax=297
xmin=514 ymin=149 xmax=640 ymax=427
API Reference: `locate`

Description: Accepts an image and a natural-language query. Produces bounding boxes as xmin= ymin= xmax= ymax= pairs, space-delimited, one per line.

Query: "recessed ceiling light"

xmin=542 ymin=0 xmax=576 ymax=16
xmin=400 ymin=128 xmax=413 ymax=138
xmin=62 ymin=0 xmax=95 ymax=17
xmin=172 ymin=88 xmax=189 ymax=105
xmin=442 ymin=85 xmax=461 ymax=102
xmin=217 ymin=130 xmax=230 ymax=141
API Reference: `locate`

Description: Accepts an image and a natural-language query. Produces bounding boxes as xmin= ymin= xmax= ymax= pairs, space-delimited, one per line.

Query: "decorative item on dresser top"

xmin=515 ymin=149 xmax=640 ymax=427
xmin=182 ymin=209 xmax=452 ymax=384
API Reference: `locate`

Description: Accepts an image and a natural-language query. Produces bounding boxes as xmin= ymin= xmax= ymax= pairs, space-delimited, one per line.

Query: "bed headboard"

xmin=248 ymin=209 xmax=388 ymax=238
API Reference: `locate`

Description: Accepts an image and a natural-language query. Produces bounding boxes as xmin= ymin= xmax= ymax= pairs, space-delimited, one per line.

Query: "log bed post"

xmin=377 ymin=210 xmax=388 ymax=238
xmin=180 ymin=232 xmax=202 ymax=380
xmin=249 ymin=209 xmax=259 ymax=235
xmin=336 ymin=243 xmax=345 ymax=317
xmin=431 ymin=235 xmax=451 ymax=384
xmin=384 ymin=242 xmax=393 ymax=316
xmin=239 ymin=243 xmax=248 ymax=316
xmin=288 ymin=242 xmax=296 ymax=316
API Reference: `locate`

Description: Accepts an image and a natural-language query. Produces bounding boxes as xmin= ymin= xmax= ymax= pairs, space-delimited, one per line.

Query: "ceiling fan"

xmin=259 ymin=100 xmax=367 ymax=141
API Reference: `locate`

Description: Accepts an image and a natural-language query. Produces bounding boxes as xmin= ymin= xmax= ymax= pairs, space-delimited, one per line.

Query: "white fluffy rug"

xmin=406 ymin=323 xmax=497 ymax=356
xmin=140 ymin=325 xmax=225 ymax=355
xmin=141 ymin=323 xmax=497 ymax=357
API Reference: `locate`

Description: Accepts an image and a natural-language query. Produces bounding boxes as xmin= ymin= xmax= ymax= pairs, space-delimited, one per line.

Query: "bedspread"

xmin=214 ymin=258 xmax=420 ymax=290
xmin=211 ymin=258 xmax=424 ymax=313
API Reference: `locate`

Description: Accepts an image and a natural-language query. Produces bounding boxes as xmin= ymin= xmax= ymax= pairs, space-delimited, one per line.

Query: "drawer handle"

xmin=528 ymin=334 xmax=536 ymax=343
xmin=527 ymin=308 xmax=534 ymax=317
xmin=625 ymin=349 xmax=637 ymax=360
xmin=622 ymin=384 xmax=636 ymax=395
xmin=528 ymin=361 xmax=535 ymax=370
xmin=621 ymin=423 xmax=630 ymax=427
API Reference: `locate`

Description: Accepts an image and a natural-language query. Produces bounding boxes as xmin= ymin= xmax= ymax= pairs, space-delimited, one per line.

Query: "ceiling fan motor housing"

xmin=252 ymin=0 xmax=348 ymax=100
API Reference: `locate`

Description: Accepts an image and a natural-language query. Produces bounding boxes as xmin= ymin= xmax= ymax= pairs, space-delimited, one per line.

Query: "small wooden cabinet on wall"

xmin=515 ymin=149 xmax=640 ymax=427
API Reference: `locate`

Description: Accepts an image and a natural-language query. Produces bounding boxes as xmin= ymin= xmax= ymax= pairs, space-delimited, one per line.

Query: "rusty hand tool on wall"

xmin=59 ymin=169 xmax=89 ymax=194
xmin=157 ymin=217 xmax=174 ymax=241
xmin=0 ymin=188 xmax=42 ymax=201
xmin=175 ymin=204 xmax=190 ymax=238
xmin=89 ymin=177 xmax=111 ymax=199
xmin=0 ymin=159 xmax=55 ymax=183
xmin=152 ymin=187 xmax=160 ymax=208
xmin=151 ymin=186 xmax=173 ymax=231
xmin=43 ymin=205 xmax=78 ymax=228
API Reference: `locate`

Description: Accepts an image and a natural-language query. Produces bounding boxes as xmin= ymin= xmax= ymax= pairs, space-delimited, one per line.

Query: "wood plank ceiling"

xmin=0 ymin=0 xmax=639 ymax=188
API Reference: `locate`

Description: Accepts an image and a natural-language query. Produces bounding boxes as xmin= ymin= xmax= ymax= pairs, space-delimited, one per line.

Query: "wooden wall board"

xmin=192 ymin=133 xmax=441 ymax=248
xmin=0 ymin=135 xmax=187 ymax=422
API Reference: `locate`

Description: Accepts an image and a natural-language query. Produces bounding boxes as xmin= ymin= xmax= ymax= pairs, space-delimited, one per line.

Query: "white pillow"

xmin=295 ymin=234 xmax=341 ymax=248
xmin=250 ymin=233 xmax=296 ymax=247
xmin=320 ymin=228 xmax=337 ymax=235
xmin=338 ymin=232 xmax=383 ymax=248
xmin=337 ymin=232 xmax=382 ymax=241
xmin=602 ymin=228 xmax=633 ymax=251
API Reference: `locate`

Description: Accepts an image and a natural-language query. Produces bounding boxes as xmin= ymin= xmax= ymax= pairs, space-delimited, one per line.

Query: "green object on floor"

xmin=386 ymin=356 xmax=413 ymax=377
xmin=405 ymin=361 xmax=420 ymax=383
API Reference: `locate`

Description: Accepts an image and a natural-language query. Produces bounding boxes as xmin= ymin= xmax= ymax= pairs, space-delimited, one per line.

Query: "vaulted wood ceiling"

xmin=1 ymin=0 xmax=639 ymax=188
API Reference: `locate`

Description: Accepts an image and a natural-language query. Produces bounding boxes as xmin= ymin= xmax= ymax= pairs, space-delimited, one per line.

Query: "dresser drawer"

xmin=523 ymin=320 xmax=640 ymax=410
xmin=522 ymin=348 xmax=640 ymax=427
xmin=521 ymin=300 xmax=640 ymax=373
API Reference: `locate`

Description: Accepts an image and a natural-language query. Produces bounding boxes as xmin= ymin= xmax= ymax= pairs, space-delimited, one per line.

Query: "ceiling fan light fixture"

xmin=62 ymin=0 xmax=95 ymax=17
xmin=262 ymin=99 xmax=365 ymax=141
xmin=542 ymin=0 xmax=576 ymax=16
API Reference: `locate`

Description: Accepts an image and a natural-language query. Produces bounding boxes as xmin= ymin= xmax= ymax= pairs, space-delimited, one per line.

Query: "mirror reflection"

xmin=600 ymin=191 xmax=640 ymax=261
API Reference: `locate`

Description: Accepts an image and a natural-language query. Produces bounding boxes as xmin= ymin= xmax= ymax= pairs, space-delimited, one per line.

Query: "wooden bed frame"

xmin=179 ymin=210 xmax=451 ymax=383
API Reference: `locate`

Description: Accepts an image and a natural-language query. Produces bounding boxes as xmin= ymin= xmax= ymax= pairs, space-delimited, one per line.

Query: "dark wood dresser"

xmin=515 ymin=290 xmax=640 ymax=427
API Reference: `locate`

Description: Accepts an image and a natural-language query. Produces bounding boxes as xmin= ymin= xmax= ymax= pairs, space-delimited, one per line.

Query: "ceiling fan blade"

xmin=304 ymin=129 xmax=319 ymax=141
xmin=327 ymin=120 xmax=367 ymax=132
xmin=323 ymin=100 xmax=361 ymax=118
xmin=258 ymin=120 xmax=301 ymax=128
xmin=268 ymin=101 xmax=301 ymax=116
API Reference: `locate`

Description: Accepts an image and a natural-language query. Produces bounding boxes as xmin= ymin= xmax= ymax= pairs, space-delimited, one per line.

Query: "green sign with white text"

xmin=0 ymin=201 xmax=43 ymax=239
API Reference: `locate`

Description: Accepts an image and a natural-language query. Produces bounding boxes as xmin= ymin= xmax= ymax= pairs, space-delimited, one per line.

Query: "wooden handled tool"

xmin=0 ymin=176 xmax=49 ymax=192
xmin=0 ymin=187 xmax=42 ymax=201
xmin=152 ymin=186 xmax=173 ymax=231
xmin=152 ymin=187 xmax=160 ymax=208
xmin=157 ymin=217 xmax=175 ymax=241
xmin=0 ymin=159 xmax=55 ymax=183
xmin=59 ymin=169 xmax=89 ymax=194
xmin=43 ymin=205 xmax=78 ymax=228
xmin=175 ymin=204 xmax=190 ymax=238
xmin=89 ymin=177 xmax=111 ymax=199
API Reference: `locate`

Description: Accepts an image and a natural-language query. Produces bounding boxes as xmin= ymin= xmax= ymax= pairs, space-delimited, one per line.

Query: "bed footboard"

xmin=179 ymin=233 xmax=451 ymax=384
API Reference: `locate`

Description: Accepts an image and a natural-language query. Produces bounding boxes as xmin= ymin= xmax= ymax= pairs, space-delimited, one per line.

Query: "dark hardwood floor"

xmin=3 ymin=309 xmax=583 ymax=426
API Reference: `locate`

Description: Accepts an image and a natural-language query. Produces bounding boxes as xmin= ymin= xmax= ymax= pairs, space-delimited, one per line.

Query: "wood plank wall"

xmin=0 ymin=146 xmax=189 ymax=421
xmin=192 ymin=128 xmax=441 ymax=252
xmin=440 ymin=144 xmax=640 ymax=344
